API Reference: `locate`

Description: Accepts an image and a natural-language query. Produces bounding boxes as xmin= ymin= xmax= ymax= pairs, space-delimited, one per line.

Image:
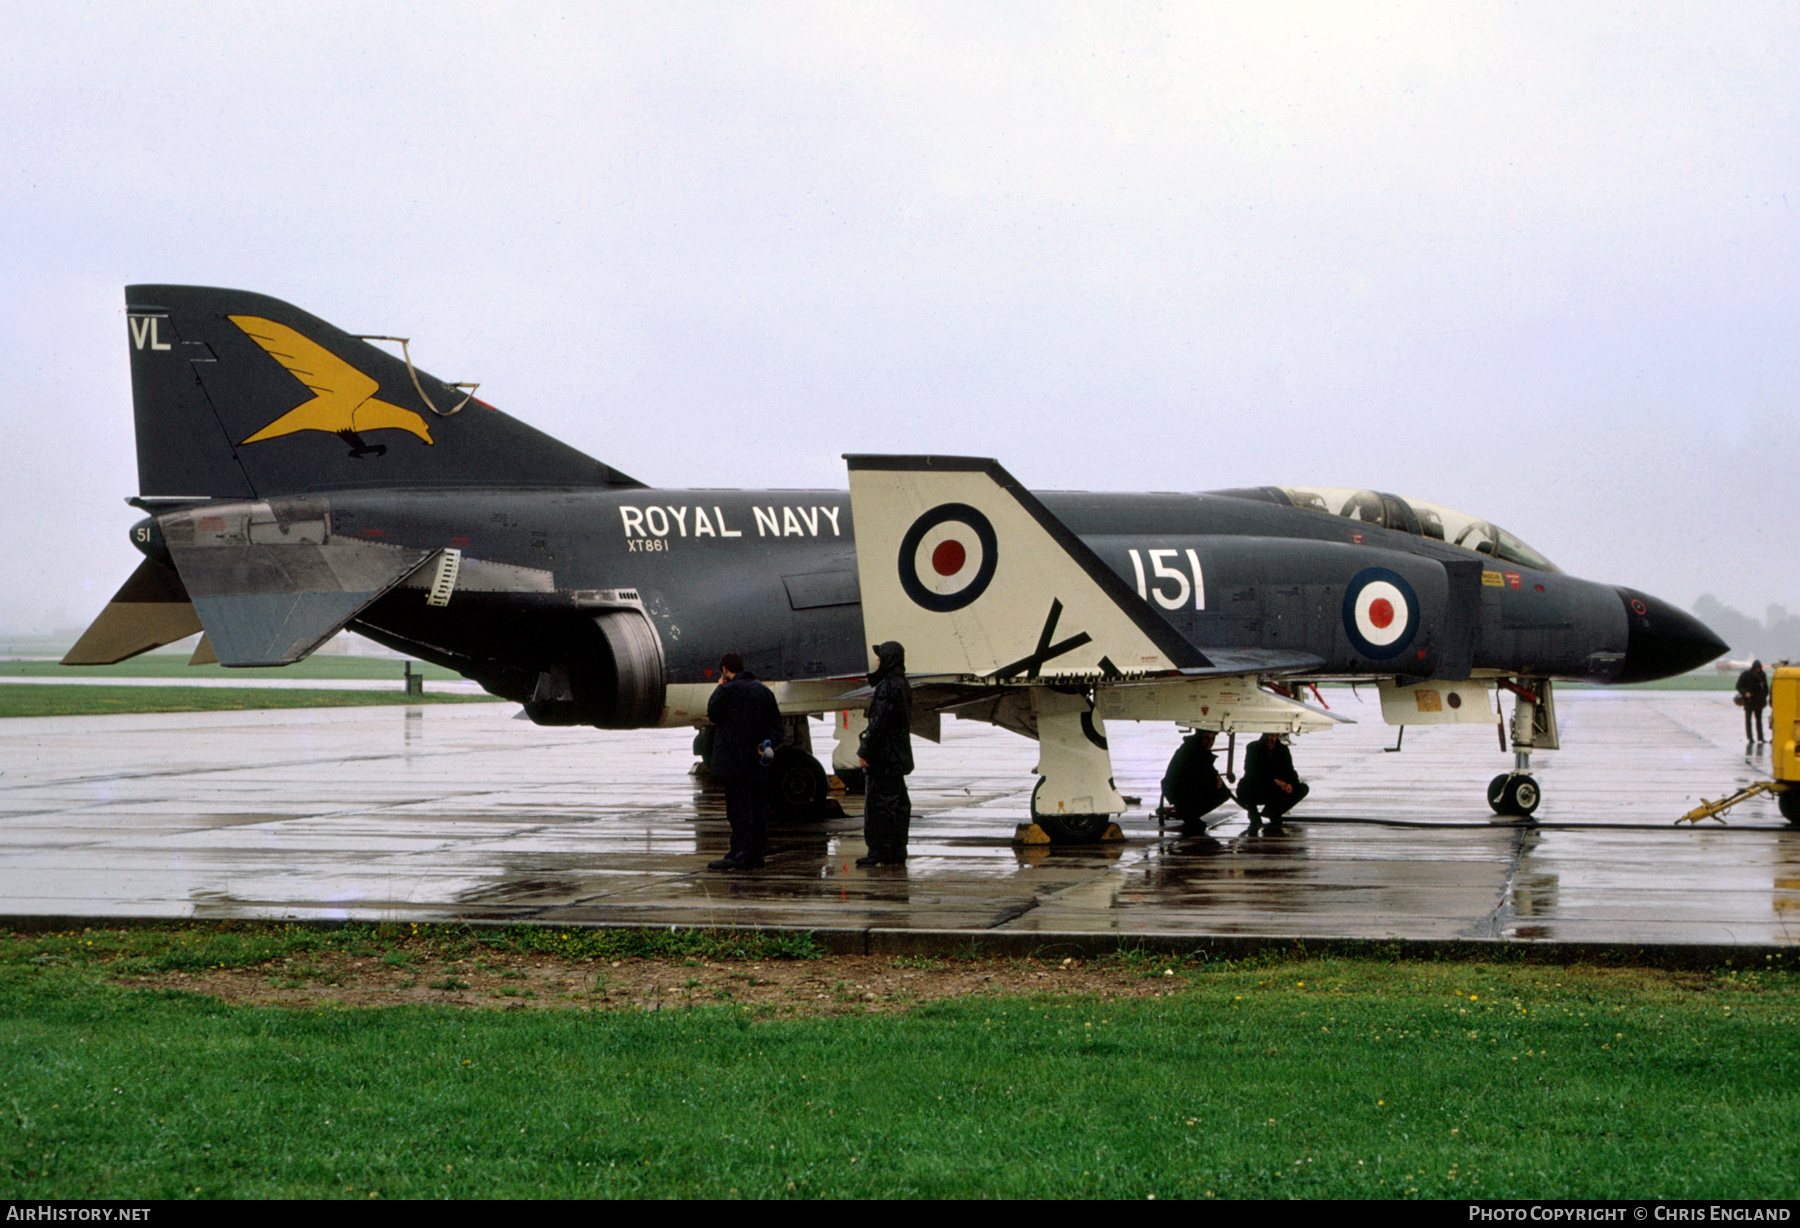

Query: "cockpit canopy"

xmin=1215 ymin=486 xmax=1560 ymax=573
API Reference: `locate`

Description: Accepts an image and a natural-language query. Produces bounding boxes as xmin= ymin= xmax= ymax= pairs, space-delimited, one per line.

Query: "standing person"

xmin=1737 ymin=659 xmax=1771 ymax=744
xmin=857 ymin=641 xmax=914 ymax=866
xmin=1237 ymin=732 xmax=1309 ymax=832
xmin=705 ymin=652 xmax=782 ymax=872
xmin=1161 ymin=729 xmax=1236 ymax=833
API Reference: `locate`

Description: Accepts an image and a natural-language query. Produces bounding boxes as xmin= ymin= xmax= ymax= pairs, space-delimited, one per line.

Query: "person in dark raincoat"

xmin=1236 ymin=732 xmax=1309 ymax=832
xmin=1737 ymin=659 xmax=1770 ymax=744
xmin=705 ymin=652 xmax=782 ymax=871
xmin=1161 ymin=728 xmax=1236 ymax=833
xmin=857 ymin=641 xmax=914 ymax=866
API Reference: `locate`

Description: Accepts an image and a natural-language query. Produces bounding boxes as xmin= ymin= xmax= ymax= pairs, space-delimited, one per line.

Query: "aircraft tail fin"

xmin=125 ymin=285 xmax=643 ymax=498
xmin=845 ymin=455 xmax=1210 ymax=680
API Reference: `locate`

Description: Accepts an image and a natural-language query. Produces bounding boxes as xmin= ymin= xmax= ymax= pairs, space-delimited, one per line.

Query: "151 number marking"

xmin=1126 ymin=548 xmax=1205 ymax=610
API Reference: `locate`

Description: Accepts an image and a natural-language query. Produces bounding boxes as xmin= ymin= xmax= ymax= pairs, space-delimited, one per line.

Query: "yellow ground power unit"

xmin=1680 ymin=663 xmax=1799 ymax=826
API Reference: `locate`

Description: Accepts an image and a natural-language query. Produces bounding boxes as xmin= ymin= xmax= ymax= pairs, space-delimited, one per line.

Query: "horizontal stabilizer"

xmin=160 ymin=500 xmax=434 ymax=665
xmin=61 ymin=557 xmax=202 ymax=665
xmin=845 ymin=455 xmax=1207 ymax=680
xmin=189 ymin=591 xmax=379 ymax=667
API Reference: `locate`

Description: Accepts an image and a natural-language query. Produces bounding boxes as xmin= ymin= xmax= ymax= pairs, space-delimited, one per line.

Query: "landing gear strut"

xmin=1021 ymin=688 xmax=1125 ymax=844
xmin=1489 ymin=677 xmax=1554 ymax=819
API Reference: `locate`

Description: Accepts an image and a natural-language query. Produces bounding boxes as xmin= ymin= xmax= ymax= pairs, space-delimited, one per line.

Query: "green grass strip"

xmin=0 ymin=685 xmax=503 ymax=718
xmin=3 ymin=657 xmax=465 ymax=681
xmin=0 ymin=925 xmax=1795 ymax=1199
xmin=1 ymin=923 xmax=825 ymax=973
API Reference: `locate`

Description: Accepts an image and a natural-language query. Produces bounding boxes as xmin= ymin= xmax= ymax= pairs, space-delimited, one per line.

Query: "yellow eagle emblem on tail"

xmin=231 ymin=315 xmax=433 ymax=456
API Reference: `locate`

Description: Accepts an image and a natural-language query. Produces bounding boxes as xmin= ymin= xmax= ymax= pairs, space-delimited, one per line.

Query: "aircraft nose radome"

xmin=1611 ymin=588 xmax=1729 ymax=684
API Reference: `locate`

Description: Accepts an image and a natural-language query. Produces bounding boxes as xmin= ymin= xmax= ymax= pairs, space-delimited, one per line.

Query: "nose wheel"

xmin=1487 ymin=772 xmax=1541 ymax=818
xmin=1490 ymin=677 xmax=1553 ymax=819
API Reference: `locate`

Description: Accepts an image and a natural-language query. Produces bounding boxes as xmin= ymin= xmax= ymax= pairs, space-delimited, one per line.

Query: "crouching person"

xmin=1236 ymin=732 xmax=1309 ymax=832
xmin=1161 ymin=729 xmax=1236 ymax=834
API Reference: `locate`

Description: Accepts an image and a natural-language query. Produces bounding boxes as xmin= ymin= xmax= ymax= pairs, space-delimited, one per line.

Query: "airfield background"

xmin=0 ymin=6 xmax=1794 ymax=649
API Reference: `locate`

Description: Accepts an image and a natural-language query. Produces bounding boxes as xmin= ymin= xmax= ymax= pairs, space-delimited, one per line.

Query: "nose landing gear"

xmin=1489 ymin=677 xmax=1554 ymax=819
xmin=1487 ymin=769 xmax=1541 ymax=818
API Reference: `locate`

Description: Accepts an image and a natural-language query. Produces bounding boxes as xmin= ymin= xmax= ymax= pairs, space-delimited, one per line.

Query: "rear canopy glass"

xmin=1270 ymin=486 xmax=1560 ymax=573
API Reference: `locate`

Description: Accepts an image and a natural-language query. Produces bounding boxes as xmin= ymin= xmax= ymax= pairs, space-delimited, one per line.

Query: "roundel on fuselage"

xmin=1342 ymin=567 xmax=1419 ymax=659
xmin=897 ymin=503 xmax=998 ymax=612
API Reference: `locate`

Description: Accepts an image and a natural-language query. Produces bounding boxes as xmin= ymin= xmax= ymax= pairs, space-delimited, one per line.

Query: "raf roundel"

xmin=897 ymin=503 xmax=999 ymax=612
xmin=1341 ymin=567 xmax=1420 ymax=659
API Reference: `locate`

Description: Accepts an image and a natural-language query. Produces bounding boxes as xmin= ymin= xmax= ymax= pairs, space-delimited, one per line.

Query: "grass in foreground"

xmin=0 ymin=685 xmax=503 ymax=718
xmin=2 ymin=925 xmax=1795 ymax=1199
xmin=2 ymin=656 xmax=465 ymax=682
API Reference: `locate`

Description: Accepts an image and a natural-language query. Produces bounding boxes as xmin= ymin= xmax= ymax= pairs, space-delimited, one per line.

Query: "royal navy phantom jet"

xmin=67 ymin=286 xmax=1727 ymax=839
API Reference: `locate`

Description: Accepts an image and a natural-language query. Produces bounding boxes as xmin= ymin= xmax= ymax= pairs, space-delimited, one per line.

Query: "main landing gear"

xmin=693 ymin=717 xmax=831 ymax=820
xmin=1023 ymin=687 xmax=1125 ymax=844
xmin=768 ymin=745 xmax=829 ymax=817
xmin=1488 ymin=677 xmax=1554 ymax=819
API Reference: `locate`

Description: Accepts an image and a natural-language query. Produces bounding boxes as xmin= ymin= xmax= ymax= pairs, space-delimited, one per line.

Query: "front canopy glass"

xmin=1266 ymin=486 xmax=1559 ymax=573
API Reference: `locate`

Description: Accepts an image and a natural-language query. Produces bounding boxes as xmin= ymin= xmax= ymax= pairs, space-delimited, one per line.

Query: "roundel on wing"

xmin=897 ymin=503 xmax=998 ymax=612
xmin=1341 ymin=567 xmax=1419 ymax=659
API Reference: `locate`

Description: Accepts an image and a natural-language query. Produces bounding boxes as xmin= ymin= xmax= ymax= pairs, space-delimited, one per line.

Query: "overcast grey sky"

xmin=5 ymin=3 xmax=1795 ymax=638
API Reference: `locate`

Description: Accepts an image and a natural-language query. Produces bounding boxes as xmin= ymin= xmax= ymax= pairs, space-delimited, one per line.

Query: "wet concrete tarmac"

xmin=1 ymin=689 xmax=1794 ymax=952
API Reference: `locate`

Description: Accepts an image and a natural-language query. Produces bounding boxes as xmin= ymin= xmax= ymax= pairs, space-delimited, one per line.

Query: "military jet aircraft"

xmin=67 ymin=286 xmax=1727 ymax=839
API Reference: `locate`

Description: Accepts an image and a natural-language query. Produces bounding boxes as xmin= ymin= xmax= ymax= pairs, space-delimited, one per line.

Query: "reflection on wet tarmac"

xmin=0 ymin=690 xmax=1796 ymax=946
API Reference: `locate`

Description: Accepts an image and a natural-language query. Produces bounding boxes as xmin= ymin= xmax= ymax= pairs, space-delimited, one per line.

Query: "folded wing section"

xmin=845 ymin=455 xmax=1209 ymax=680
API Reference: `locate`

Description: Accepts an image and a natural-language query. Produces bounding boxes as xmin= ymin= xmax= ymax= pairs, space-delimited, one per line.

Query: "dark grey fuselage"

xmin=272 ymin=483 xmax=1682 ymax=721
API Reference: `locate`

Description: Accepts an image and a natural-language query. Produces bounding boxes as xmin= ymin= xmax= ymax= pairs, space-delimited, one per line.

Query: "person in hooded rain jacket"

xmin=1737 ymin=659 xmax=1770 ymax=744
xmin=857 ymin=641 xmax=914 ymax=866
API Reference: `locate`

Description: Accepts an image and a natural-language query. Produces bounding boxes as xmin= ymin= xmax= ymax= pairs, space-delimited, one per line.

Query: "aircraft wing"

xmin=845 ymin=455 xmax=1347 ymax=739
xmin=1177 ymin=648 xmax=1327 ymax=677
xmin=845 ymin=454 xmax=1209 ymax=680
